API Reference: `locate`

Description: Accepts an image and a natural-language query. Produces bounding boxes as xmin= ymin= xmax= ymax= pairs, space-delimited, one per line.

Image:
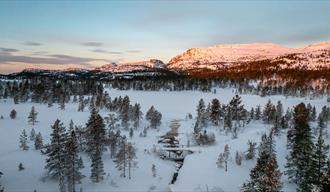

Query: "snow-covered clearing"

xmin=0 ymin=88 xmax=329 ymax=191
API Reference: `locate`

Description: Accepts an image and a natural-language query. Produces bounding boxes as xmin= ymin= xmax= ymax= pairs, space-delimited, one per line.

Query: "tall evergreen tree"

xmin=19 ymin=129 xmax=29 ymax=151
xmin=44 ymin=119 xmax=67 ymax=192
xmin=85 ymin=109 xmax=106 ymax=182
xmin=131 ymin=103 xmax=143 ymax=129
xmin=310 ymin=121 xmax=329 ymax=188
xmin=242 ymin=134 xmax=282 ymax=192
xmin=34 ymin=132 xmax=43 ymax=150
xmin=65 ymin=130 xmax=84 ymax=192
xmin=28 ymin=106 xmax=38 ymax=126
xmin=120 ymin=96 xmax=130 ymax=130
xmin=210 ymin=98 xmax=221 ymax=126
xmin=285 ymin=103 xmax=314 ymax=191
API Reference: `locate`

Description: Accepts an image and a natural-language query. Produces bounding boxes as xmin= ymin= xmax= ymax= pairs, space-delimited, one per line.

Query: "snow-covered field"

xmin=0 ymin=88 xmax=329 ymax=192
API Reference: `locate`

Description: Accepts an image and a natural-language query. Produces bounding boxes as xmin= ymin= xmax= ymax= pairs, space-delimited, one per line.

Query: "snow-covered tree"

xmin=310 ymin=121 xmax=329 ymax=189
xmin=65 ymin=130 xmax=84 ymax=192
xmin=210 ymin=98 xmax=221 ymax=126
xmin=228 ymin=95 xmax=247 ymax=126
xmin=30 ymin=128 xmax=36 ymax=141
xmin=242 ymin=134 xmax=282 ymax=192
xmin=44 ymin=119 xmax=67 ymax=179
xmin=34 ymin=132 xmax=43 ymax=150
xmin=19 ymin=129 xmax=29 ymax=151
xmin=28 ymin=106 xmax=38 ymax=126
xmin=146 ymin=106 xmax=162 ymax=129
xmin=85 ymin=109 xmax=106 ymax=182
xmin=245 ymin=140 xmax=257 ymax=160
xmin=285 ymin=103 xmax=314 ymax=191
xmin=114 ymin=138 xmax=128 ymax=178
xmin=131 ymin=103 xmax=143 ymax=129
xmin=127 ymin=142 xmax=137 ymax=179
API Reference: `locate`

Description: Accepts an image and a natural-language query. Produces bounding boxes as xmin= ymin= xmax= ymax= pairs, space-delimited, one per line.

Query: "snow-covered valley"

xmin=1 ymin=87 xmax=329 ymax=192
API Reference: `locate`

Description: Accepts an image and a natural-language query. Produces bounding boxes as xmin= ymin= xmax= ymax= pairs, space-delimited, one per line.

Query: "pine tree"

xmin=285 ymin=103 xmax=314 ymax=191
xmin=86 ymin=108 xmax=107 ymax=154
xmin=114 ymin=138 xmax=128 ymax=178
xmin=86 ymin=109 xmax=106 ymax=182
xmin=120 ymin=96 xmax=130 ymax=130
xmin=262 ymin=100 xmax=274 ymax=123
xmin=77 ymin=96 xmax=85 ymax=112
xmin=146 ymin=106 xmax=162 ymax=129
xmin=310 ymin=122 xmax=329 ymax=188
xmin=246 ymin=140 xmax=257 ymax=160
xmin=65 ymin=130 xmax=84 ymax=192
xmin=28 ymin=106 xmax=38 ymax=126
xmin=242 ymin=134 xmax=282 ymax=192
xmin=30 ymin=128 xmax=36 ymax=141
xmin=195 ymin=99 xmax=207 ymax=130
xmin=127 ymin=142 xmax=137 ymax=179
xmin=34 ymin=132 xmax=43 ymax=150
xmin=10 ymin=109 xmax=17 ymax=119
xmin=131 ymin=103 xmax=143 ymax=129
xmin=210 ymin=98 xmax=221 ymax=126
xmin=44 ymin=119 xmax=67 ymax=179
xmin=19 ymin=129 xmax=29 ymax=150
xmin=255 ymin=105 xmax=261 ymax=120
xmin=228 ymin=95 xmax=247 ymax=126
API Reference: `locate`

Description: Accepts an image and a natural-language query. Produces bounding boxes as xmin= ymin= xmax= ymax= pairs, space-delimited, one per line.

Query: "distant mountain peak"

xmin=95 ymin=59 xmax=166 ymax=73
xmin=168 ymin=42 xmax=330 ymax=71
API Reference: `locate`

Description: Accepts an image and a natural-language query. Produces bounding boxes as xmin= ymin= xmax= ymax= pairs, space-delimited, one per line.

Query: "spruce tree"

xmin=44 ymin=119 xmax=67 ymax=179
xmin=120 ymin=96 xmax=130 ymax=130
xmin=310 ymin=122 xmax=329 ymax=188
xmin=131 ymin=103 xmax=143 ymax=129
xmin=127 ymin=142 xmax=137 ymax=179
xmin=34 ymin=132 xmax=43 ymax=150
xmin=85 ymin=109 xmax=106 ymax=182
xmin=19 ymin=129 xmax=29 ymax=150
xmin=65 ymin=130 xmax=84 ymax=192
xmin=242 ymin=134 xmax=282 ymax=192
xmin=30 ymin=128 xmax=36 ymax=141
xmin=210 ymin=98 xmax=221 ymax=126
xmin=114 ymin=138 xmax=128 ymax=178
xmin=285 ymin=103 xmax=314 ymax=191
xmin=246 ymin=140 xmax=257 ymax=160
xmin=28 ymin=106 xmax=38 ymax=126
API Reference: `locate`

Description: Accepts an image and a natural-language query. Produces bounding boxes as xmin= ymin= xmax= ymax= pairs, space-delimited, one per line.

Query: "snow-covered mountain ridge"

xmin=168 ymin=42 xmax=330 ymax=71
xmin=95 ymin=59 xmax=166 ymax=73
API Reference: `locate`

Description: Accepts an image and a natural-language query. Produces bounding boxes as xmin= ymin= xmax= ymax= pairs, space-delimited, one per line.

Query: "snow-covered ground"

xmin=0 ymin=88 xmax=329 ymax=192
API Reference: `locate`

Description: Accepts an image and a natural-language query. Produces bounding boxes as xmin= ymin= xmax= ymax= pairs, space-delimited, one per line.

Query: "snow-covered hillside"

xmin=168 ymin=42 xmax=330 ymax=71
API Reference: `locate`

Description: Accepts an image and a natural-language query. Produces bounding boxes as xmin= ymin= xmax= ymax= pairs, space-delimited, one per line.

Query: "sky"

xmin=0 ymin=0 xmax=330 ymax=74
